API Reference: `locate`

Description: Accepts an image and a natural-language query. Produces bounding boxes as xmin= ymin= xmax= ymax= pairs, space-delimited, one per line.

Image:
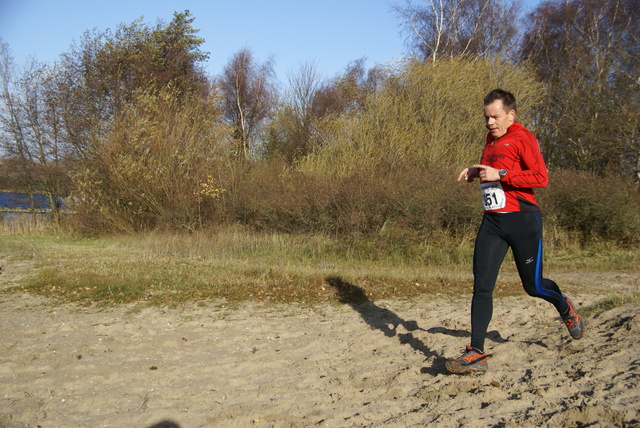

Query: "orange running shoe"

xmin=562 ymin=297 xmax=584 ymax=340
xmin=445 ymin=346 xmax=488 ymax=374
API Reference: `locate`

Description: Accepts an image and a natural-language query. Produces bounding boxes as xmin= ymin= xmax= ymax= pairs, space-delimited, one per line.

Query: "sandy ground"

xmin=1 ymin=267 xmax=639 ymax=428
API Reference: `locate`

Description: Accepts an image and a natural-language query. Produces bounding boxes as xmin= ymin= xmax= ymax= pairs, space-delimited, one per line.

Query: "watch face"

xmin=499 ymin=169 xmax=507 ymax=177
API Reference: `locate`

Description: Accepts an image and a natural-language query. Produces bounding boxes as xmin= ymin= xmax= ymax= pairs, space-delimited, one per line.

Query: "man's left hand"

xmin=474 ymin=164 xmax=501 ymax=181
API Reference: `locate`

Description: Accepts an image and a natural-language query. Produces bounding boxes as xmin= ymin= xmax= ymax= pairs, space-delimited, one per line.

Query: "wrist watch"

xmin=499 ymin=169 xmax=507 ymax=179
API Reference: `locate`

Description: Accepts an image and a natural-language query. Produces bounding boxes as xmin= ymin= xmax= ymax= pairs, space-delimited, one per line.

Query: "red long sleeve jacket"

xmin=479 ymin=122 xmax=548 ymax=213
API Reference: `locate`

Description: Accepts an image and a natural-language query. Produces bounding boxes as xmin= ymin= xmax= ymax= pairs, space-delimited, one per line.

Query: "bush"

xmin=539 ymin=170 xmax=640 ymax=244
xmin=226 ymin=163 xmax=640 ymax=249
xmin=71 ymin=88 xmax=230 ymax=234
xmin=227 ymin=162 xmax=481 ymax=241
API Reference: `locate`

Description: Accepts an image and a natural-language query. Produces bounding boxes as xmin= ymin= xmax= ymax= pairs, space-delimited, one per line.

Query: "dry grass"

xmin=0 ymin=213 xmax=57 ymax=235
xmin=579 ymin=293 xmax=640 ymax=318
xmin=2 ymin=227 xmax=639 ymax=308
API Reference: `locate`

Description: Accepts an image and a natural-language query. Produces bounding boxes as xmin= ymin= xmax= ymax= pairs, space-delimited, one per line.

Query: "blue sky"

xmin=0 ymin=0 xmax=540 ymax=85
xmin=0 ymin=0 xmax=405 ymax=83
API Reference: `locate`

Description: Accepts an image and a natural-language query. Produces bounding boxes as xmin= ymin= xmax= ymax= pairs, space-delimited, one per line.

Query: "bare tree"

xmin=0 ymin=41 xmax=68 ymax=217
xmin=521 ymin=0 xmax=640 ymax=174
xmin=311 ymin=58 xmax=379 ymax=117
xmin=265 ymin=59 xmax=382 ymax=162
xmin=262 ymin=61 xmax=323 ymax=162
xmin=394 ymin=0 xmax=522 ymax=62
xmin=218 ymin=48 xmax=277 ymax=159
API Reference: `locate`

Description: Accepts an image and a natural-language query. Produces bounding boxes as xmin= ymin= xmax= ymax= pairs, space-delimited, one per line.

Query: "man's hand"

xmin=457 ymin=167 xmax=480 ymax=182
xmin=473 ymin=164 xmax=501 ymax=182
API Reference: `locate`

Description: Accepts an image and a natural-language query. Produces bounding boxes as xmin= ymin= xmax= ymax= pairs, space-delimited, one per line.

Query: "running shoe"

xmin=561 ymin=297 xmax=584 ymax=340
xmin=445 ymin=346 xmax=488 ymax=374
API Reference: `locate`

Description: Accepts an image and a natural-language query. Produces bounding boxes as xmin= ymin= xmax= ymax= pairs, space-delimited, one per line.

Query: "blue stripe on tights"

xmin=534 ymin=238 xmax=549 ymax=296
xmin=533 ymin=212 xmax=563 ymax=301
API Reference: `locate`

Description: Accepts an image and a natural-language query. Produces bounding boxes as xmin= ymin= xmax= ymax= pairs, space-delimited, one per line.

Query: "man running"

xmin=446 ymin=89 xmax=584 ymax=374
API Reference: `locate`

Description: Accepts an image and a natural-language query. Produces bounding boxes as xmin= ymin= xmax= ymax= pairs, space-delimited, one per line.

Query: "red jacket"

xmin=479 ymin=122 xmax=548 ymax=212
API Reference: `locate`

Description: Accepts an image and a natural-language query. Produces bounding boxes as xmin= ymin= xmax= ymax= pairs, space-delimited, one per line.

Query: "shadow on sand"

xmin=147 ymin=421 xmax=180 ymax=428
xmin=326 ymin=276 xmax=506 ymax=375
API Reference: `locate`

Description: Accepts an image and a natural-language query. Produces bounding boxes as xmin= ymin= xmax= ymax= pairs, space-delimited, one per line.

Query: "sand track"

xmin=1 ymin=272 xmax=639 ymax=427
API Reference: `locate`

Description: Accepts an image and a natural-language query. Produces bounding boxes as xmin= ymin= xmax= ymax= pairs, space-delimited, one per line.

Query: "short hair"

xmin=484 ymin=89 xmax=517 ymax=113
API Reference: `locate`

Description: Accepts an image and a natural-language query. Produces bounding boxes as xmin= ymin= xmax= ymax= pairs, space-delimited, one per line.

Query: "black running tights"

xmin=470 ymin=211 xmax=568 ymax=352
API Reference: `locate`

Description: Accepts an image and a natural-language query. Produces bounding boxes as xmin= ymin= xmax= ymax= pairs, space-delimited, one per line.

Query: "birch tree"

xmin=394 ymin=0 xmax=522 ymax=62
xmin=218 ymin=48 xmax=277 ymax=159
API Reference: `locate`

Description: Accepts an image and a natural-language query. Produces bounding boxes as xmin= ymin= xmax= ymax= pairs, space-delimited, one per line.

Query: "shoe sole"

xmin=445 ymin=361 xmax=488 ymax=374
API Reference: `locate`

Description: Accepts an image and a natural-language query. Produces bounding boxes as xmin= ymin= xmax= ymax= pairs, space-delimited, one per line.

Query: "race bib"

xmin=480 ymin=182 xmax=506 ymax=211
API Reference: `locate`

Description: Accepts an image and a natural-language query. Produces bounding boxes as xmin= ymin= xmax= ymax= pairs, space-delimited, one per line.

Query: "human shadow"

xmin=326 ymin=276 xmax=439 ymax=360
xmin=326 ymin=276 xmax=508 ymax=375
xmin=147 ymin=420 xmax=180 ymax=428
xmin=426 ymin=326 xmax=507 ymax=344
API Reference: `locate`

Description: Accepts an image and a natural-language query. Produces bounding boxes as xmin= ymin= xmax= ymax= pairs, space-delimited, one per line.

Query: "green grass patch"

xmin=1 ymin=228 xmax=638 ymax=307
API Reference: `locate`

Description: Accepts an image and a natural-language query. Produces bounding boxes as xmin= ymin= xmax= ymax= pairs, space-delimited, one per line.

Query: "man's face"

xmin=484 ymin=99 xmax=515 ymax=139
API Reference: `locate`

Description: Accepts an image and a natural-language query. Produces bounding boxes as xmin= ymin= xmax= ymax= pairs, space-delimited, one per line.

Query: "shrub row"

xmin=218 ymin=164 xmax=640 ymax=245
xmin=72 ymin=151 xmax=640 ymax=246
